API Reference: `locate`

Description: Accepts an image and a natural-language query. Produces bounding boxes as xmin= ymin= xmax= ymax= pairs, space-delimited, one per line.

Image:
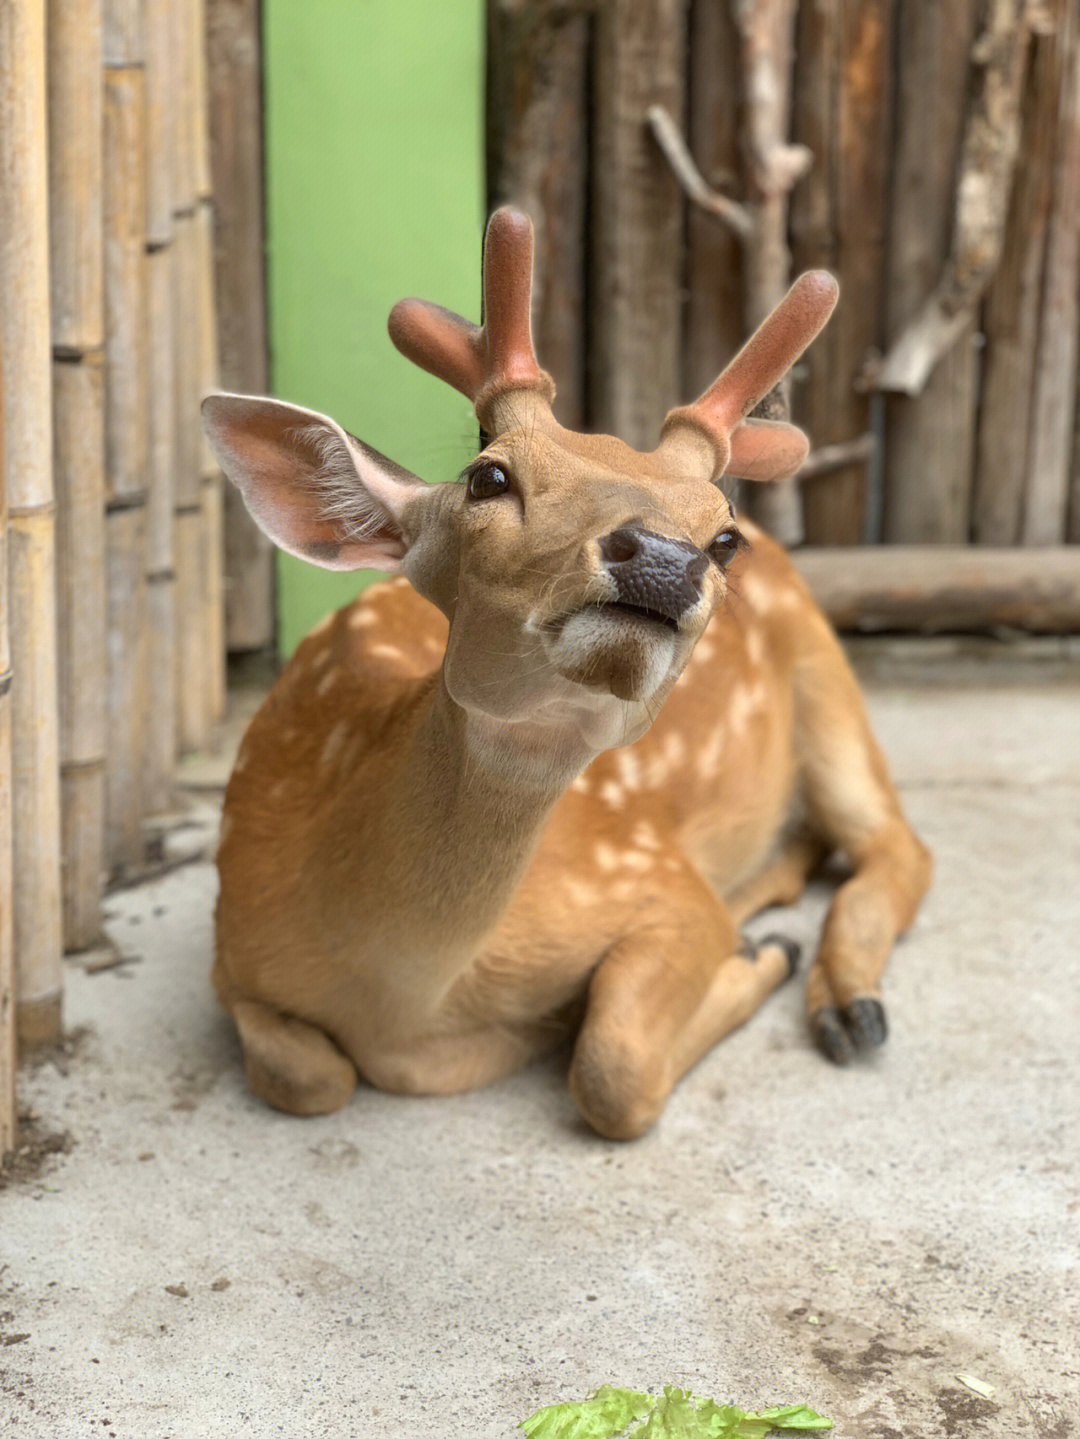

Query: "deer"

xmin=201 ymin=207 xmax=931 ymax=1140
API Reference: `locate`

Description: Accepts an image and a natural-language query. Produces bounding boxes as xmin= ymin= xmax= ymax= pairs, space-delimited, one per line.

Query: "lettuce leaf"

xmin=520 ymin=1387 xmax=832 ymax=1439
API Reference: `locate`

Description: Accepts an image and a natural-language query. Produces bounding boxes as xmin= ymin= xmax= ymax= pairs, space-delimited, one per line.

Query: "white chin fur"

xmin=546 ymin=607 xmax=678 ymax=702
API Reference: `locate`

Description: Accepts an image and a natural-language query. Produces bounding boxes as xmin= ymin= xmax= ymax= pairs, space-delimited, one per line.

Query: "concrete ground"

xmin=2 ymin=641 xmax=1078 ymax=1438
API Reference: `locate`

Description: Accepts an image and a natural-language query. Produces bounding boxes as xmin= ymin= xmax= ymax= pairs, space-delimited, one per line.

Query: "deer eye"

xmin=465 ymin=461 xmax=511 ymax=501
xmin=707 ymin=530 xmax=744 ymax=569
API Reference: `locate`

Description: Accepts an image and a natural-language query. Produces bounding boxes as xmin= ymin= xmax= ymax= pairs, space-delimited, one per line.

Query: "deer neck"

xmin=336 ymin=669 xmax=594 ymax=1017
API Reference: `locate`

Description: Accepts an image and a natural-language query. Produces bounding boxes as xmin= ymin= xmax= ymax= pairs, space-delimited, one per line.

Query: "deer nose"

xmin=597 ymin=524 xmax=709 ymax=622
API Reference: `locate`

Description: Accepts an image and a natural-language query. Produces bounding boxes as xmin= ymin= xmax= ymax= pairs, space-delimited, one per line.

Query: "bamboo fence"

xmin=488 ymin=0 xmax=1080 ymax=617
xmin=1 ymin=0 xmax=233 ymax=1147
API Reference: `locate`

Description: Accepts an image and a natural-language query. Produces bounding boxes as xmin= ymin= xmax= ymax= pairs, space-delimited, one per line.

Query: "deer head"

xmin=202 ymin=209 xmax=836 ymax=758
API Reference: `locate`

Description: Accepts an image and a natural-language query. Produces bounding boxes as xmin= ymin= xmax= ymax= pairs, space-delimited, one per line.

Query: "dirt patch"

xmin=0 ymin=1113 xmax=75 ymax=1190
xmin=936 ymin=1385 xmax=1001 ymax=1435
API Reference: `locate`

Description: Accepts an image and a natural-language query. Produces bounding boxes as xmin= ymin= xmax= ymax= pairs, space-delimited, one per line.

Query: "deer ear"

xmin=200 ymin=393 xmax=425 ymax=572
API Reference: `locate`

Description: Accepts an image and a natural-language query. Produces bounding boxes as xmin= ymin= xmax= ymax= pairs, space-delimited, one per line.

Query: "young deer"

xmin=202 ymin=208 xmax=930 ymax=1139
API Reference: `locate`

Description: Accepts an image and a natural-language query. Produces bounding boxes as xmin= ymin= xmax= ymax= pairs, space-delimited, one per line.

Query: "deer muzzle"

xmin=597 ymin=525 xmax=709 ymax=628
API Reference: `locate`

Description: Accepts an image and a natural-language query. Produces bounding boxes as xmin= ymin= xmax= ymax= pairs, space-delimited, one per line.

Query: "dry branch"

xmin=873 ymin=0 xmax=1034 ymax=396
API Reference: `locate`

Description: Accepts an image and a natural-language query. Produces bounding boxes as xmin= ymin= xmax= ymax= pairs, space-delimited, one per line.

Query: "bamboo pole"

xmin=144 ymin=0 xmax=178 ymax=812
xmin=206 ymin=0 xmax=274 ymax=651
xmin=193 ymin=0 xmax=226 ymax=724
xmin=1 ymin=357 xmax=16 ymax=1152
xmin=173 ymin=0 xmax=212 ymax=752
xmin=49 ymin=0 xmax=107 ymax=950
xmin=103 ymin=39 xmax=151 ymax=876
xmin=0 ymin=0 xmax=64 ymax=1046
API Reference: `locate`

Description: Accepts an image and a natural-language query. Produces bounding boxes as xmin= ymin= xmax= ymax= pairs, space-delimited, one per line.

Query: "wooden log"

xmin=732 ymin=0 xmax=810 ymax=545
xmin=47 ymin=0 xmax=104 ymax=354
xmin=793 ymin=545 xmax=1080 ymax=633
xmin=591 ymin=0 xmax=687 ymax=449
xmin=0 ymin=354 xmax=16 ymax=1151
xmin=881 ymin=0 xmax=986 ymax=543
xmin=791 ymin=0 xmax=894 ymax=545
xmin=1 ymin=0 xmax=64 ymax=1046
xmin=487 ymin=0 xmax=590 ymax=430
xmin=53 ymin=356 xmax=107 ymax=948
xmin=1022 ymin=0 xmax=1080 ymax=545
xmin=104 ymin=62 xmax=150 ymax=872
xmin=684 ymin=0 xmax=745 ymax=430
xmin=973 ymin=20 xmax=1062 ymax=544
xmin=144 ymin=243 xmax=177 ymax=814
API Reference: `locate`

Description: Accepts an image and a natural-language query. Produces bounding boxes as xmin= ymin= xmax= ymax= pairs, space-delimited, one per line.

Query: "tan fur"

xmin=206 ymin=209 xmax=930 ymax=1137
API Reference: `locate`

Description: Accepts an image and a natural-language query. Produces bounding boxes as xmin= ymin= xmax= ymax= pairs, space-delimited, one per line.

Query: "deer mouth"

xmin=594 ymin=599 xmax=682 ymax=633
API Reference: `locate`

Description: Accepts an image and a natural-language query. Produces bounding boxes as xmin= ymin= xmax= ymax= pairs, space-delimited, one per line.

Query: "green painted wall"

xmin=262 ymin=0 xmax=484 ymax=655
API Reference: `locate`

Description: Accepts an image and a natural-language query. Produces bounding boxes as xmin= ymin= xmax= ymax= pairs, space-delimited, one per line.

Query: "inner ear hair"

xmin=292 ymin=422 xmax=400 ymax=544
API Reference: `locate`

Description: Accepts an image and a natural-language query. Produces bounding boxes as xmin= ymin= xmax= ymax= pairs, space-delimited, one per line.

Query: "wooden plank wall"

xmin=0 ymin=0 xmax=227 ymax=1146
xmin=488 ymin=0 xmax=1080 ymax=584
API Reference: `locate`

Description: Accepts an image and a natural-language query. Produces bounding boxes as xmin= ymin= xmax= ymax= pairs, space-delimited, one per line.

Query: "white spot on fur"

xmin=594 ymin=841 xmax=620 ymax=873
xmin=599 ymin=780 xmax=625 ymax=809
xmin=631 ymin=821 xmax=661 ymax=851
xmin=316 ymin=667 xmax=340 ymax=695
xmin=620 ymin=849 xmax=655 ymax=874
xmin=692 ymin=638 xmax=716 ymax=664
xmin=564 ymin=876 xmax=599 ymax=907
xmin=729 ymin=679 xmax=766 ymax=738
xmin=614 ymin=749 xmax=643 ymax=790
xmin=571 ymin=774 xmax=592 ymax=794
xmin=745 ymin=627 xmax=766 ymax=668
xmin=663 ymin=856 xmax=682 ymax=873
xmin=321 ymin=720 xmax=349 ymax=767
xmin=349 ymin=607 xmax=378 ymax=629
xmin=740 ymin=572 xmax=774 ymax=614
xmin=269 ymin=780 xmax=286 ymax=799
xmin=370 ymin=643 xmax=403 ymax=661
xmin=697 ymin=724 xmax=727 ymax=778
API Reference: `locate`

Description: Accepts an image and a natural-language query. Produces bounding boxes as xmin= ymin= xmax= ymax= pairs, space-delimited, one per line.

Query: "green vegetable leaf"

xmin=521 ymin=1388 xmax=832 ymax=1439
xmin=521 ymin=1385 xmax=655 ymax=1439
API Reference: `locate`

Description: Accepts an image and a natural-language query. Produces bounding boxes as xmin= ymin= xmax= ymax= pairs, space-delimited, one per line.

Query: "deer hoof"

xmin=843 ymin=997 xmax=888 ymax=1051
xmin=756 ymin=932 xmax=801 ymax=981
xmin=810 ymin=1006 xmax=854 ymax=1065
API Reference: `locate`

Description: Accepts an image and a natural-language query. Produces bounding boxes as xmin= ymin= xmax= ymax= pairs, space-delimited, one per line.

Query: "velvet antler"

xmin=387 ymin=208 xmax=556 ymax=429
xmin=661 ymin=271 xmax=839 ymax=482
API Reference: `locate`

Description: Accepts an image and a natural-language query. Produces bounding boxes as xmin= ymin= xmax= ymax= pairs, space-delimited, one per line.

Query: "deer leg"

xmin=796 ymin=641 xmax=933 ymax=1063
xmin=231 ymin=999 xmax=359 ymax=1115
xmin=726 ymin=831 xmax=827 ymax=927
xmin=568 ymin=879 xmax=797 ymax=1140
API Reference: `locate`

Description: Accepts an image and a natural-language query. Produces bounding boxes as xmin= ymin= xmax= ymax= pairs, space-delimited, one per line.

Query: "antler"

xmin=387 ymin=208 xmax=556 ymax=429
xmin=660 ymin=271 xmax=839 ymax=482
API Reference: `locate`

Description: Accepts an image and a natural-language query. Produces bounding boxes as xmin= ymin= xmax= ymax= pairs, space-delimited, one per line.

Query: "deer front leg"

xmin=231 ymin=999 xmax=359 ymax=1115
xmin=568 ymin=876 xmax=797 ymax=1140
xmin=797 ymin=631 xmax=933 ymax=1063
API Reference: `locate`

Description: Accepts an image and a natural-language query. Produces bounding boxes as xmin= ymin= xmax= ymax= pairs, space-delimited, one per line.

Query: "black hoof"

xmin=843 ymin=997 xmax=888 ymax=1051
xmin=810 ymin=1006 xmax=854 ymax=1065
xmin=757 ymin=932 xmax=801 ymax=981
